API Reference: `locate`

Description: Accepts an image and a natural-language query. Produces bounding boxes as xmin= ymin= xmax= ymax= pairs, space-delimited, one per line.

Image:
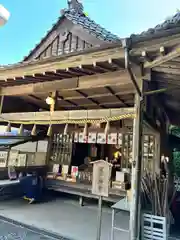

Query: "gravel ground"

xmin=0 ymin=219 xmax=58 ymax=240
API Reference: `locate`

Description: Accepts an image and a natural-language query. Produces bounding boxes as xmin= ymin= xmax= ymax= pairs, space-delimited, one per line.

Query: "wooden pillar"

xmin=130 ymin=85 xmax=144 ymax=240
xmin=0 ymin=95 xmax=4 ymax=113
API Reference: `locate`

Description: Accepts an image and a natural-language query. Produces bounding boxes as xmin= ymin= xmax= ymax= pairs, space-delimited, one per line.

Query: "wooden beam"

xmin=0 ymin=108 xmax=135 ymax=123
xmin=144 ymin=44 xmax=180 ymax=68
xmin=105 ymin=86 xmax=130 ymax=107
xmin=0 ymin=46 xmax=124 ymax=80
xmin=160 ymin=46 xmax=166 ymax=56
xmin=153 ymin=66 xmax=180 ymax=75
xmin=141 ymin=51 xmax=152 ymax=62
xmin=0 ymin=95 xmax=4 ymax=113
xmin=57 ymin=94 xmax=80 ymax=108
xmin=20 ymin=95 xmax=49 ymax=110
xmin=0 ymin=70 xmax=132 ymax=96
xmin=75 ymin=89 xmax=103 ymax=108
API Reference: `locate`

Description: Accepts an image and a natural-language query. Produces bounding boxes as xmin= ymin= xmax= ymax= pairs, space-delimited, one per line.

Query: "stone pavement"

xmin=0 ymin=195 xmax=129 ymax=240
xmin=0 ymin=217 xmax=70 ymax=240
xmin=0 ymin=219 xmax=54 ymax=240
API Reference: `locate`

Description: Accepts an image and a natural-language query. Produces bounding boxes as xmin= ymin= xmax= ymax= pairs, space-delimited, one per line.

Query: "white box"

xmin=116 ymin=171 xmax=126 ymax=182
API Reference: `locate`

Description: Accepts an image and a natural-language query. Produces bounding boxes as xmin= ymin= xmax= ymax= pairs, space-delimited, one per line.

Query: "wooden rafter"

xmin=57 ymin=94 xmax=80 ymax=108
xmin=105 ymin=86 xmax=130 ymax=107
xmin=20 ymin=95 xmax=49 ymax=110
xmin=144 ymin=44 xmax=180 ymax=68
xmin=0 ymin=45 xmax=123 ymax=80
xmin=75 ymin=89 xmax=104 ymax=108
xmin=0 ymin=70 xmax=132 ymax=96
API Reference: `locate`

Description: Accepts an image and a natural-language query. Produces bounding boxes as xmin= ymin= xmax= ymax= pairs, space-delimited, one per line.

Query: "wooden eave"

xmin=0 ymin=43 xmax=124 ymax=82
xmin=0 ymin=44 xmax=135 ymax=111
xmin=130 ymin=30 xmax=180 ymax=124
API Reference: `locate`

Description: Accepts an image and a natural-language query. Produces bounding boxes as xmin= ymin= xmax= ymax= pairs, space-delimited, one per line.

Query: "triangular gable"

xmin=23 ymin=0 xmax=120 ymax=61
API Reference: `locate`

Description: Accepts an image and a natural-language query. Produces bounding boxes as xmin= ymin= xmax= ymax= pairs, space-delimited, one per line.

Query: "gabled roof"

xmin=24 ymin=1 xmax=120 ymax=61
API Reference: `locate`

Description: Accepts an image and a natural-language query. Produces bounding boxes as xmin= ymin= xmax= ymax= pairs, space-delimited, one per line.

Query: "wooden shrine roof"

xmin=0 ymin=44 xmax=134 ymax=111
xmin=23 ymin=0 xmax=120 ymax=61
xmin=131 ymin=29 xmax=180 ymax=124
xmin=3 ymin=9 xmax=180 ymax=124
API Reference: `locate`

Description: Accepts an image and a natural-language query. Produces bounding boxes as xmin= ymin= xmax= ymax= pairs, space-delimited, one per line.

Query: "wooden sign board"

xmin=8 ymin=150 xmax=19 ymax=166
xmin=0 ymin=151 xmax=8 ymax=167
xmin=17 ymin=154 xmax=27 ymax=167
xmin=91 ymin=160 xmax=112 ymax=197
xmin=52 ymin=164 xmax=60 ymax=173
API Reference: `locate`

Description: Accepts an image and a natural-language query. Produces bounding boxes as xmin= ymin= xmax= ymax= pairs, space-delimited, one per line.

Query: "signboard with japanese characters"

xmin=78 ymin=133 xmax=87 ymax=143
xmin=107 ymin=133 xmax=117 ymax=145
xmin=17 ymin=154 xmax=27 ymax=167
xmin=97 ymin=133 xmax=106 ymax=144
xmin=88 ymin=132 xmax=97 ymax=143
xmin=8 ymin=150 xmax=19 ymax=166
xmin=91 ymin=160 xmax=112 ymax=197
xmin=0 ymin=151 xmax=8 ymax=167
xmin=74 ymin=131 xmax=124 ymax=146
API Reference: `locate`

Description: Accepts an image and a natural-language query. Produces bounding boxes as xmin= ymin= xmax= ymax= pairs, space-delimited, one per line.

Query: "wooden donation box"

xmin=92 ymin=160 xmax=112 ymax=197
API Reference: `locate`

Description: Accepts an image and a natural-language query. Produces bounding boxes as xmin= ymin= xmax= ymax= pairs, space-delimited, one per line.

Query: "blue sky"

xmin=0 ymin=0 xmax=179 ymax=65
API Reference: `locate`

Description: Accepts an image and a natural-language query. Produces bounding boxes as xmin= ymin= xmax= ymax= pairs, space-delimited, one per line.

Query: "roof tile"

xmin=64 ymin=9 xmax=120 ymax=42
xmin=131 ymin=12 xmax=180 ymax=40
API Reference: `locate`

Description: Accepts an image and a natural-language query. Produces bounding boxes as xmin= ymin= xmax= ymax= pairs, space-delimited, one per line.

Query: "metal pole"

xmin=130 ymin=93 xmax=144 ymax=240
xmin=96 ymin=195 xmax=103 ymax=240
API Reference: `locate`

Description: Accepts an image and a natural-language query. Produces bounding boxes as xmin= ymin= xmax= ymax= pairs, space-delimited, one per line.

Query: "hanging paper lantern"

xmin=104 ymin=121 xmax=110 ymax=135
xmin=0 ymin=5 xmax=10 ymax=27
xmin=31 ymin=124 xmax=37 ymax=136
xmin=47 ymin=125 xmax=52 ymax=137
xmin=64 ymin=123 xmax=68 ymax=135
xmin=18 ymin=124 xmax=24 ymax=135
xmin=5 ymin=122 xmax=11 ymax=133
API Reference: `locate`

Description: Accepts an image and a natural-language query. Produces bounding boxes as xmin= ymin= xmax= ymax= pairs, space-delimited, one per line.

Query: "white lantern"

xmin=45 ymin=96 xmax=55 ymax=105
xmin=0 ymin=5 xmax=10 ymax=26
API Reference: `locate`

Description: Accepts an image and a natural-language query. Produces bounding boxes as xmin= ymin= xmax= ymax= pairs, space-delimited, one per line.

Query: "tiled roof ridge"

xmin=64 ymin=8 xmax=120 ymax=42
xmin=131 ymin=11 xmax=180 ymax=40
xmin=23 ymin=4 xmax=120 ymax=61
